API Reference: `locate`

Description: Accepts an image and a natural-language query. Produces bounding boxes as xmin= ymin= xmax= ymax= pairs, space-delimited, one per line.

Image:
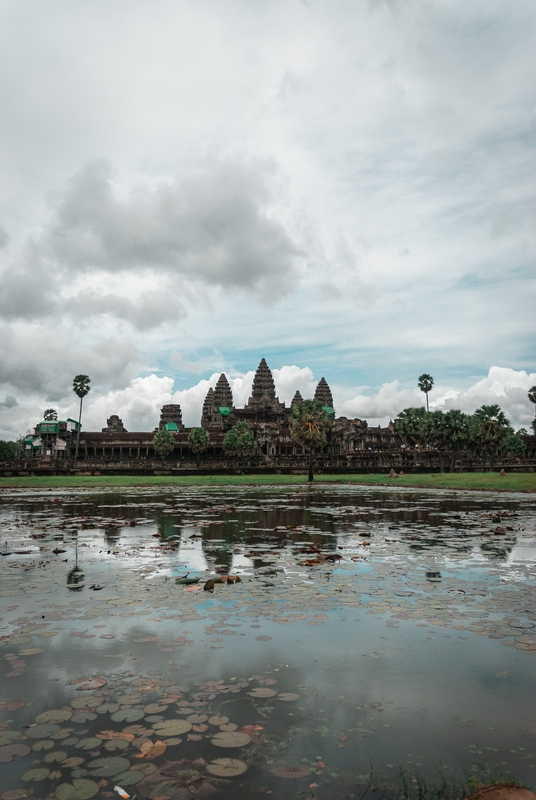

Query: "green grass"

xmin=0 ymin=471 xmax=535 ymax=492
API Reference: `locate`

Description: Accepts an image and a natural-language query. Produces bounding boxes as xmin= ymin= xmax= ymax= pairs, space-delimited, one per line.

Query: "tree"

xmin=395 ymin=406 xmax=428 ymax=462
xmin=418 ymin=374 xmax=434 ymax=412
xmin=422 ymin=410 xmax=447 ymax=472
xmin=442 ymin=409 xmax=470 ymax=472
xmin=72 ymin=375 xmax=91 ymax=461
xmin=503 ymin=433 xmax=525 ymax=459
xmin=153 ymin=429 xmax=175 ymax=459
xmin=0 ymin=440 xmax=19 ymax=460
xmin=188 ymin=427 xmax=210 ymax=455
xmin=528 ymin=386 xmax=536 ymax=419
xmin=290 ymin=399 xmax=331 ymax=482
xmin=44 ymin=409 xmax=58 ymax=421
xmin=471 ymin=404 xmax=513 ymax=470
xmin=223 ymin=421 xmax=256 ymax=457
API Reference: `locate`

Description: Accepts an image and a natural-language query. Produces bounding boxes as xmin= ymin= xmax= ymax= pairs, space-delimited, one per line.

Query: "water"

xmin=1 ymin=484 xmax=535 ymax=800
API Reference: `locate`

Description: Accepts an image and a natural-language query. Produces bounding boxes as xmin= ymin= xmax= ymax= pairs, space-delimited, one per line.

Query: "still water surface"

xmin=1 ymin=485 xmax=535 ymax=799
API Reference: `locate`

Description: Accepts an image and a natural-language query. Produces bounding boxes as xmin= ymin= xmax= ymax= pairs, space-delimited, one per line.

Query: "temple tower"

xmin=250 ymin=358 xmax=276 ymax=403
xmin=158 ymin=404 xmax=184 ymax=431
xmin=290 ymin=391 xmax=303 ymax=409
xmin=314 ymin=378 xmax=334 ymax=409
xmin=213 ymin=373 xmax=233 ymax=409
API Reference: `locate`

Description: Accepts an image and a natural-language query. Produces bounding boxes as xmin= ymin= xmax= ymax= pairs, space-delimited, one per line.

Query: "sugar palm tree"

xmin=290 ymin=399 xmax=331 ymax=482
xmin=72 ymin=375 xmax=91 ymax=461
xmin=418 ymin=374 xmax=434 ymax=411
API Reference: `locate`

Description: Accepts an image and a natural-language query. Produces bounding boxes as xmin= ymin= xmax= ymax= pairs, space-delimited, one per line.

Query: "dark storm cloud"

xmin=0 ymin=157 xmax=301 ymax=330
xmin=50 ymin=158 xmax=300 ymax=292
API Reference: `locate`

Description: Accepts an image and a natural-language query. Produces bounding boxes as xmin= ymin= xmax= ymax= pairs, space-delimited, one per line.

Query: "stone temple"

xmin=26 ymin=358 xmax=398 ymax=462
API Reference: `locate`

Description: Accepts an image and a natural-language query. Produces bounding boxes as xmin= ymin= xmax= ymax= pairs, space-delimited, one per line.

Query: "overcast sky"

xmin=0 ymin=0 xmax=535 ymax=438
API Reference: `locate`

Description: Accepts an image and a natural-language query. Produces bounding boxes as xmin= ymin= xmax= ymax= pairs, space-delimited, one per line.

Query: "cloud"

xmin=339 ymin=367 xmax=536 ymax=430
xmin=0 ymin=394 xmax=17 ymax=409
xmin=0 ymin=156 xmax=302 ymax=330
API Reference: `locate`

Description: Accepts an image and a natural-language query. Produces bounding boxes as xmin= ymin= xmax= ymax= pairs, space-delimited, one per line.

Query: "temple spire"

xmin=290 ymin=390 xmax=303 ymax=409
xmin=314 ymin=377 xmax=333 ymax=408
xmin=251 ymin=358 xmax=276 ymax=401
xmin=213 ymin=373 xmax=233 ymax=408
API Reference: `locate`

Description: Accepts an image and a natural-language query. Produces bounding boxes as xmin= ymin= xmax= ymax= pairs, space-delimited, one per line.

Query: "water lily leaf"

xmin=143 ymin=704 xmax=168 ymax=714
xmin=2 ymin=790 xmax=33 ymax=800
xmin=44 ymin=750 xmax=68 ymax=763
xmin=70 ymin=678 xmax=107 ymax=692
xmin=72 ymin=713 xmax=97 ymax=724
xmin=21 ymin=767 xmax=50 ymax=782
xmin=71 ymin=698 xmax=99 ymax=710
xmin=32 ymin=739 xmax=55 ymax=751
xmin=55 ymin=779 xmax=99 ymax=800
xmin=277 ymin=693 xmax=300 ymax=702
xmin=211 ymin=731 xmax=251 ymax=748
xmin=248 ymin=688 xmax=277 ymax=698
xmin=0 ymin=743 xmax=31 ymax=763
xmin=186 ymin=714 xmax=207 ymax=724
xmin=25 ymin=723 xmax=61 ymax=738
xmin=62 ymin=757 xmax=85 ymax=768
xmin=206 ymin=758 xmax=247 ymax=777
xmin=208 ymin=716 xmax=228 ymax=726
xmin=271 ymin=765 xmax=311 ymax=779
xmin=97 ymin=731 xmax=135 ymax=742
xmin=18 ymin=648 xmax=42 ymax=656
xmin=136 ymin=740 xmax=166 ymax=758
xmin=74 ymin=737 xmax=102 ymax=750
xmin=95 ymin=704 xmax=119 ymax=714
xmin=152 ymin=720 xmax=192 ymax=736
xmin=112 ymin=770 xmax=146 ymax=786
xmin=87 ymin=755 xmax=131 ymax=777
xmin=111 ymin=709 xmax=144 ymax=723
xmin=219 ymin=724 xmax=237 ymax=732
xmin=105 ymin=739 xmax=129 ymax=751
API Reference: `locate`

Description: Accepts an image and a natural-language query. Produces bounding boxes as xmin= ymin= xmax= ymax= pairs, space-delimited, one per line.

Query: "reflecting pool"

xmin=1 ymin=485 xmax=535 ymax=800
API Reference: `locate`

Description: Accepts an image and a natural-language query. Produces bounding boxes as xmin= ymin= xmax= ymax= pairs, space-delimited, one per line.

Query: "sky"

xmin=0 ymin=0 xmax=535 ymax=439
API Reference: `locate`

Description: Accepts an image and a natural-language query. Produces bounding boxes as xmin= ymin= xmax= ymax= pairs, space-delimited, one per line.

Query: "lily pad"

xmin=87 ymin=755 xmax=131 ymax=777
xmin=248 ymin=688 xmax=277 ymax=698
xmin=55 ymin=779 xmax=99 ymax=800
xmin=62 ymin=757 xmax=85 ymax=768
xmin=152 ymin=720 xmax=192 ymax=736
xmin=2 ymin=791 xmax=33 ymax=800
xmin=70 ymin=678 xmax=107 ymax=691
xmin=21 ymin=767 xmax=51 ymax=782
xmin=111 ymin=709 xmax=144 ymax=723
xmin=44 ymin=750 xmax=68 ymax=763
xmin=277 ymin=693 xmax=300 ymax=702
xmin=206 ymin=758 xmax=247 ymax=777
xmin=0 ymin=743 xmax=31 ymax=763
xmin=32 ymin=739 xmax=55 ymax=751
xmin=208 ymin=716 xmax=229 ymax=726
xmin=25 ymin=723 xmax=61 ymax=738
xmin=112 ymin=770 xmax=146 ymax=786
xmin=271 ymin=765 xmax=312 ymax=779
xmin=74 ymin=737 xmax=102 ymax=750
xmin=211 ymin=731 xmax=251 ymax=748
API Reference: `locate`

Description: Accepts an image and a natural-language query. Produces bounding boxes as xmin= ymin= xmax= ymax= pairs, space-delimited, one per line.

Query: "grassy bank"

xmin=0 ymin=472 xmax=535 ymax=492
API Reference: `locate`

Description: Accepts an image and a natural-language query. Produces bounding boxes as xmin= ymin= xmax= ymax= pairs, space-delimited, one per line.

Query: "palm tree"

xmin=43 ymin=409 xmax=58 ymax=421
xmin=223 ymin=421 xmax=256 ymax=456
xmin=72 ymin=375 xmax=91 ymax=462
xmin=395 ymin=406 xmax=428 ymax=463
xmin=290 ymin=399 xmax=331 ymax=482
xmin=471 ymin=404 xmax=512 ymax=471
xmin=188 ymin=427 xmax=210 ymax=455
xmin=418 ymin=374 xmax=434 ymax=411
xmin=528 ymin=386 xmax=536 ymax=419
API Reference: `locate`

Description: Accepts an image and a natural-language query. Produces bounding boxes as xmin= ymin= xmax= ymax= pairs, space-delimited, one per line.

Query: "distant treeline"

xmin=395 ymin=404 xmax=528 ymax=471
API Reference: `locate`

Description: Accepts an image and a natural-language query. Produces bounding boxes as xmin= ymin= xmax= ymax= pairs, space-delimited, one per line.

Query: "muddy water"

xmin=0 ymin=485 xmax=535 ymax=800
